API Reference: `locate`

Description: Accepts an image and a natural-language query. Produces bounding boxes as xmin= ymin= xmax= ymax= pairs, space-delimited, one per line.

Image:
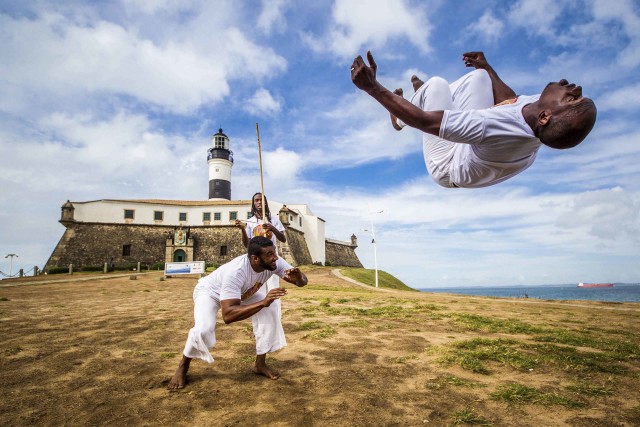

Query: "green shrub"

xmin=47 ymin=267 xmax=69 ymax=274
xmin=80 ymin=266 xmax=103 ymax=272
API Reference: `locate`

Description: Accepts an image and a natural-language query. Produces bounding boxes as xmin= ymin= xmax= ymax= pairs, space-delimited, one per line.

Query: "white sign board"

xmin=165 ymin=261 xmax=206 ymax=276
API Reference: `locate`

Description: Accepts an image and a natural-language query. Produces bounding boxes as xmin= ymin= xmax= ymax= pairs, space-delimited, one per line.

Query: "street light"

xmin=362 ymin=209 xmax=383 ymax=288
xmin=5 ymin=253 xmax=18 ymax=277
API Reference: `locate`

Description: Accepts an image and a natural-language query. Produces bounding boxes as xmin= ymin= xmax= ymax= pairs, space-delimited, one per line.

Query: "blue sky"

xmin=1 ymin=0 xmax=639 ymax=288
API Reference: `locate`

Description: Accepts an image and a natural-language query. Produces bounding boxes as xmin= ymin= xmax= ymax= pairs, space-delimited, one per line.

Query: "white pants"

xmin=407 ymin=69 xmax=494 ymax=187
xmin=182 ymin=282 xmax=287 ymax=363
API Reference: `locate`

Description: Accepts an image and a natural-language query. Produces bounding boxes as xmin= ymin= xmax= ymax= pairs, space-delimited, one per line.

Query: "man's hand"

xmin=351 ymin=51 xmax=379 ymax=93
xmin=261 ymin=223 xmax=278 ymax=233
xmin=283 ymin=267 xmax=308 ymax=287
xmin=263 ymin=288 xmax=287 ymax=307
xmin=234 ymin=219 xmax=245 ymax=229
xmin=462 ymin=51 xmax=490 ymax=70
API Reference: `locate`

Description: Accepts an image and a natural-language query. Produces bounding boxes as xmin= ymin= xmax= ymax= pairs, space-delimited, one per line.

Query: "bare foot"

xmin=167 ymin=356 xmax=191 ymax=390
xmin=411 ymin=74 xmax=424 ymax=92
xmin=393 ymin=87 xmax=404 ymax=97
xmin=253 ymin=363 xmax=280 ymax=380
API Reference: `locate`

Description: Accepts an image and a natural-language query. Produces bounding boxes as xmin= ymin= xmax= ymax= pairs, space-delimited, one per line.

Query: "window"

xmin=179 ymin=212 xmax=187 ymax=221
xmin=214 ymin=136 xmax=225 ymax=149
xmin=290 ymin=215 xmax=293 ymax=222
xmin=229 ymin=211 xmax=237 ymax=221
xmin=247 ymin=211 xmax=252 ymax=219
xmin=203 ymin=212 xmax=211 ymax=221
xmin=299 ymin=217 xmax=302 ymax=227
xmin=154 ymin=211 xmax=163 ymax=221
xmin=220 ymin=245 xmax=228 ymax=256
xmin=122 ymin=244 xmax=131 ymax=256
xmin=214 ymin=212 xmax=221 ymax=221
xmin=124 ymin=209 xmax=134 ymax=219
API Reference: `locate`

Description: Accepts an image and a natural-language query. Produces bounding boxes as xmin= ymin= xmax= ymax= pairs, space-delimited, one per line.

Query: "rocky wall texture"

xmin=44 ymin=222 xmax=363 ymax=272
xmin=45 ymin=223 xmax=247 ymax=270
xmin=325 ymin=241 xmax=363 ymax=268
xmin=282 ymin=228 xmax=313 ymax=266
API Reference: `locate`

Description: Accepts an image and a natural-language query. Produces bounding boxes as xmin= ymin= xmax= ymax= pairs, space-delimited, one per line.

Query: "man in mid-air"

xmin=351 ymin=51 xmax=597 ymax=188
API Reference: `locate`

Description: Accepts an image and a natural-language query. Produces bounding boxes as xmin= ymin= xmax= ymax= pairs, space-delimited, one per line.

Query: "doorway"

xmin=173 ymin=249 xmax=186 ymax=262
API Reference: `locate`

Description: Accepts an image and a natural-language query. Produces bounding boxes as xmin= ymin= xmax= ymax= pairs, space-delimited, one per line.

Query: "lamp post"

xmin=362 ymin=209 xmax=383 ymax=288
xmin=5 ymin=253 xmax=18 ymax=277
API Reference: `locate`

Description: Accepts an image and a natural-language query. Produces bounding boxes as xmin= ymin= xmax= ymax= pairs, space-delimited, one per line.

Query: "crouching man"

xmin=167 ymin=236 xmax=307 ymax=389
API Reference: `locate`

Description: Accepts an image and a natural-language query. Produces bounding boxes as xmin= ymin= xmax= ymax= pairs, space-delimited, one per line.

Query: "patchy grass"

xmin=524 ymin=343 xmax=628 ymax=375
xmin=532 ymin=330 xmax=640 ymax=358
xmin=490 ymin=383 xmax=584 ymax=408
xmin=123 ymin=350 xmax=150 ymax=357
xmin=437 ymin=338 xmax=538 ymax=374
xmin=450 ymin=313 xmax=544 ymax=334
xmin=565 ymin=381 xmax=614 ymax=396
xmin=338 ymin=319 xmax=370 ymax=328
xmin=426 ymin=375 xmax=486 ymax=390
xmin=449 ymin=408 xmax=493 ymax=426
xmin=4 ymin=347 xmax=23 ymax=355
xmin=159 ymin=352 xmax=178 ymax=359
xmin=390 ymin=354 xmax=419 ymax=364
xmin=298 ymin=321 xmax=327 ymax=331
xmin=303 ymin=327 xmax=336 ymax=340
xmin=296 ymin=303 xmax=441 ymax=320
xmin=0 ymin=297 xmax=10 ymax=301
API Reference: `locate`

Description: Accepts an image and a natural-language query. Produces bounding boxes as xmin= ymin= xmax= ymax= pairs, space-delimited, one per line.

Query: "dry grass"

xmin=1 ymin=266 xmax=639 ymax=426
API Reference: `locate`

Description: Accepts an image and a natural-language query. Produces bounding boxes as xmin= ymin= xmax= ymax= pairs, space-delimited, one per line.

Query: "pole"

xmin=255 ymin=123 xmax=266 ymax=219
xmin=256 ymin=123 xmax=267 ymax=229
xmin=5 ymin=254 xmax=18 ymax=277
xmin=371 ymin=220 xmax=378 ymax=288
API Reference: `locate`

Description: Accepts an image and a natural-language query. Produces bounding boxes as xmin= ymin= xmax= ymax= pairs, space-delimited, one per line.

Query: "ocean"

xmin=419 ymin=283 xmax=640 ymax=303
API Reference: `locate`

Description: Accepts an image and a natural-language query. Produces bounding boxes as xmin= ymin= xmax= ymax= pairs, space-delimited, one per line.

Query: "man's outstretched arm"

xmin=462 ymin=51 xmax=515 ymax=104
xmin=351 ymin=51 xmax=443 ymax=137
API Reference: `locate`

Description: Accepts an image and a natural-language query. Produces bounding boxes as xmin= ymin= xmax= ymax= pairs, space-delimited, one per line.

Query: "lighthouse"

xmin=207 ymin=128 xmax=234 ymax=200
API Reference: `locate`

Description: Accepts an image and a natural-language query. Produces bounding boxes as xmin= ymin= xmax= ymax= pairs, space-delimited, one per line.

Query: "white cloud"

xmin=122 ymin=0 xmax=198 ymax=15
xmin=465 ymin=10 xmax=504 ymax=44
xmin=257 ymin=0 xmax=289 ymax=34
xmin=263 ymin=147 xmax=302 ymax=186
xmin=593 ymin=0 xmax=640 ymax=69
xmin=273 ymin=176 xmax=640 ymax=287
xmin=0 ymin=12 xmax=287 ymax=114
xmin=556 ymin=187 xmax=640 ymax=242
xmin=597 ymin=83 xmax=640 ymax=111
xmin=244 ymin=88 xmax=283 ymax=116
xmin=508 ymin=0 xmax=565 ymax=38
xmin=304 ymin=0 xmax=432 ymax=59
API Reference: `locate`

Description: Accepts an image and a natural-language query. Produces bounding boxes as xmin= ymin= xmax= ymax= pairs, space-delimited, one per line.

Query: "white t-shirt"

xmin=439 ymin=95 xmax=542 ymax=187
xmin=245 ymin=214 xmax=285 ymax=255
xmin=195 ymin=254 xmax=293 ymax=302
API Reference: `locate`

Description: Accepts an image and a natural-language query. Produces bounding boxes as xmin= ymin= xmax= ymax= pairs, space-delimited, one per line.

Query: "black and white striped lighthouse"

xmin=207 ymin=128 xmax=234 ymax=200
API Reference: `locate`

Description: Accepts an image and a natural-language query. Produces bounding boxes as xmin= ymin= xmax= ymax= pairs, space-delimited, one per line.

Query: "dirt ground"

xmin=1 ymin=267 xmax=639 ymax=426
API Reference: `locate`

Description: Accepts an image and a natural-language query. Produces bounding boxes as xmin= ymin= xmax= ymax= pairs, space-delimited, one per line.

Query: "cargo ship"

xmin=577 ymin=282 xmax=614 ymax=288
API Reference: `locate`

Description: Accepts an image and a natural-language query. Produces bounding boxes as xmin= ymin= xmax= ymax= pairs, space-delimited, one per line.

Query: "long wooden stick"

xmin=255 ymin=123 xmax=267 ymax=224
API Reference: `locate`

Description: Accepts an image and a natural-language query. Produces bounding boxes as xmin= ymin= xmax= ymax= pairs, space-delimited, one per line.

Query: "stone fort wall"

xmin=45 ymin=222 xmax=361 ymax=270
xmin=325 ymin=240 xmax=363 ymax=268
